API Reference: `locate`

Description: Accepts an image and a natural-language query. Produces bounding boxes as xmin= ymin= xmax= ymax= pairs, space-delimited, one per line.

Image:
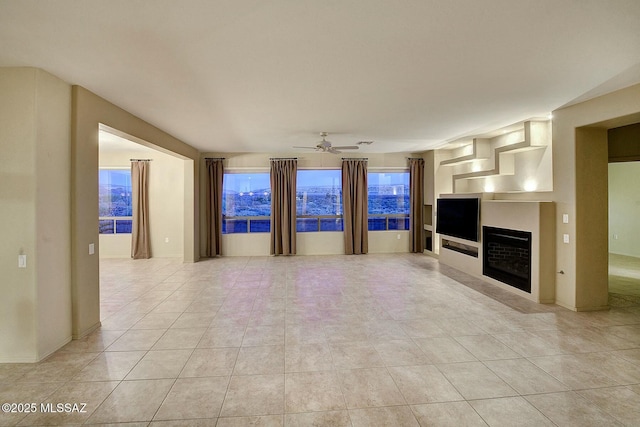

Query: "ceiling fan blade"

xmin=327 ymin=147 xmax=341 ymax=154
xmin=332 ymin=145 xmax=359 ymax=150
xmin=292 ymin=146 xmax=317 ymax=149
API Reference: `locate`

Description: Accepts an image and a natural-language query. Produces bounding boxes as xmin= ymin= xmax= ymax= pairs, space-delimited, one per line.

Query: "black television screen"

xmin=436 ymin=198 xmax=480 ymax=242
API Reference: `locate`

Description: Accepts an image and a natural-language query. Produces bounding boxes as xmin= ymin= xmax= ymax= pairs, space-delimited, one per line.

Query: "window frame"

xmin=367 ymin=169 xmax=410 ymax=232
xmin=98 ymin=167 xmax=133 ymax=235
xmin=296 ymin=168 xmax=343 ymax=233
xmin=222 ymin=170 xmax=271 ymax=234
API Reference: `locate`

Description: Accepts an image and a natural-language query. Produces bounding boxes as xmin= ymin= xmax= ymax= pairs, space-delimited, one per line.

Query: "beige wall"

xmin=99 ymin=147 xmax=185 ymax=258
xmin=0 ymin=68 xmax=72 ymax=362
xmin=201 ymin=151 xmax=414 ymax=256
xmin=71 ymin=86 xmax=200 ymax=338
xmin=553 ymin=83 xmax=640 ymax=311
xmin=609 ymin=161 xmax=640 ymax=258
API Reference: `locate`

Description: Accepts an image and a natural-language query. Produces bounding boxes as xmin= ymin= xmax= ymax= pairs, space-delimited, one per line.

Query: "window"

xmin=220 ymin=170 xmax=409 ymax=234
xmin=297 ymin=170 xmax=343 ymax=232
xmin=222 ymin=172 xmax=271 ymax=233
xmin=368 ymin=172 xmax=410 ymax=231
xmin=99 ymin=169 xmax=132 ymax=234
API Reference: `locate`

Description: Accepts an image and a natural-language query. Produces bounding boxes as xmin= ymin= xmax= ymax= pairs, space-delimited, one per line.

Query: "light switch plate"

xmin=18 ymin=254 xmax=27 ymax=268
xmin=563 ymin=234 xmax=570 ymax=244
xmin=89 ymin=243 xmax=95 ymax=255
xmin=562 ymin=214 xmax=569 ymax=224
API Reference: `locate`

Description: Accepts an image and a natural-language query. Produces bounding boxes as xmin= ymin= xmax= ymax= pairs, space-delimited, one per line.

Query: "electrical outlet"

xmin=18 ymin=254 xmax=27 ymax=268
xmin=397 ymin=234 xmax=401 ymax=240
xmin=563 ymin=234 xmax=569 ymax=244
xmin=613 ymin=234 xmax=618 ymax=240
xmin=165 ymin=237 xmax=169 ymax=243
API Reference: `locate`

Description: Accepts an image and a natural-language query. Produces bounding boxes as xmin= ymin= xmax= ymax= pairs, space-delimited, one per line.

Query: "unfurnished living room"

xmin=2 ymin=1 xmax=640 ymax=426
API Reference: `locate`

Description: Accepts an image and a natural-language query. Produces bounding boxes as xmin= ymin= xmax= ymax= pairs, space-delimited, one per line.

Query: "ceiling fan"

xmin=293 ymin=132 xmax=360 ymax=154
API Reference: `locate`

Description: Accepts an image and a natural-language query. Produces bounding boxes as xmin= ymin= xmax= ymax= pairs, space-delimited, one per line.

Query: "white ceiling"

xmin=2 ymin=1 xmax=640 ymax=153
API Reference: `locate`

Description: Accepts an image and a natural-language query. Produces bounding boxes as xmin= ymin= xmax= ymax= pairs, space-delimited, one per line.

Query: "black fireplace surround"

xmin=483 ymin=226 xmax=532 ymax=293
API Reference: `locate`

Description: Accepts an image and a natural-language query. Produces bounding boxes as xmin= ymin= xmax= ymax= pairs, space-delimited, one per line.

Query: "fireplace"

xmin=483 ymin=226 xmax=532 ymax=293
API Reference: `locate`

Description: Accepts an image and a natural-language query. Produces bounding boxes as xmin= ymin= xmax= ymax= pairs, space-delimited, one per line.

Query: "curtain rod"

xmin=130 ymin=159 xmax=153 ymax=161
xmin=204 ymin=157 xmax=225 ymax=160
xmin=342 ymin=157 xmax=368 ymax=160
xmin=407 ymin=157 xmax=424 ymax=160
xmin=269 ymin=157 xmax=298 ymax=160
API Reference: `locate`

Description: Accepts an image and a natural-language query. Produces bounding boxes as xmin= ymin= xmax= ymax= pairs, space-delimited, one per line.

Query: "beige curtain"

xmin=270 ymin=159 xmax=297 ymax=255
xmin=342 ymin=159 xmax=368 ymax=255
xmin=205 ymin=158 xmax=224 ymax=257
xmin=409 ymin=158 xmax=425 ymax=253
xmin=131 ymin=160 xmax=151 ymax=259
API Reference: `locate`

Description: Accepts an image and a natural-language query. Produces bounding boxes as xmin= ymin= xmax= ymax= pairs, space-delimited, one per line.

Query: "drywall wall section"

xmin=35 ymin=69 xmax=73 ymax=359
xmin=553 ymin=83 xmax=640 ymax=311
xmin=609 ymin=161 xmax=640 ymax=257
xmin=71 ymin=86 xmax=200 ymax=338
xmin=0 ymin=68 xmax=39 ymax=362
xmin=99 ymin=147 xmax=185 ymax=258
xmin=0 ymin=67 xmax=71 ymax=362
xmin=200 ymin=152 xmax=413 ymax=256
xmin=575 ymin=127 xmax=609 ymax=310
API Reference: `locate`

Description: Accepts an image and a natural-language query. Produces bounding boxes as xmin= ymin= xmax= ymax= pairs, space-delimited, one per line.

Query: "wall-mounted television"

xmin=436 ymin=197 xmax=480 ymax=242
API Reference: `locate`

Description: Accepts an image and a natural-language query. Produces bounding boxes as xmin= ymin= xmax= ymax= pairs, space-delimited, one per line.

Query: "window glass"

xmin=222 ymin=172 xmax=271 ymax=233
xmin=296 ymin=170 xmax=342 ymax=232
xmin=368 ymin=172 xmax=410 ymax=231
xmin=99 ymin=169 xmax=132 ymax=234
xmin=296 ymin=170 xmax=342 ymax=216
xmin=368 ymin=172 xmax=409 ymax=214
xmin=99 ymin=169 xmax=132 ymax=217
xmin=223 ymin=173 xmax=271 ymax=217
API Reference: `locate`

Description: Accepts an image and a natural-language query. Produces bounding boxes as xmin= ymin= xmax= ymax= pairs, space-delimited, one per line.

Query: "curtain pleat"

xmin=131 ymin=160 xmax=151 ymax=259
xmin=270 ymin=159 xmax=297 ymax=255
xmin=205 ymin=159 xmax=224 ymax=257
xmin=409 ymin=158 xmax=425 ymax=253
xmin=342 ymin=159 xmax=368 ymax=255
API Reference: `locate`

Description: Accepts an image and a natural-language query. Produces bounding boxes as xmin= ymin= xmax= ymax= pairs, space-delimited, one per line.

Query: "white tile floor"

xmin=609 ymin=253 xmax=640 ymax=306
xmin=2 ymin=253 xmax=640 ymax=426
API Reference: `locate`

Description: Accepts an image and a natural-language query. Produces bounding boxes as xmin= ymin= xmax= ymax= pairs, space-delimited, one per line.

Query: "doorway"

xmin=98 ymin=127 xmax=191 ymax=322
xmin=607 ymin=127 xmax=640 ymax=307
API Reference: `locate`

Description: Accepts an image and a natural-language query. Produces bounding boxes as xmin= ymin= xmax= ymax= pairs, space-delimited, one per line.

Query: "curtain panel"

xmin=131 ymin=160 xmax=151 ymax=259
xmin=270 ymin=159 xmax=297 ymax=255
xmin=342 ymin=159 xmax=368 ymax=255
xmin=205 ymin=158 xmax=224 ymax=257
xmin=409 ymin=158 xmax=425 ymax=253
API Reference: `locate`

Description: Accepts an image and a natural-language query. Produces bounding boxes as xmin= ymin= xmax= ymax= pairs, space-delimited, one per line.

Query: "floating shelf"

xmin=440 ymin=138 xmax=491 ymax=166
xmin=440 ymin=121 xmax=550 ymax=191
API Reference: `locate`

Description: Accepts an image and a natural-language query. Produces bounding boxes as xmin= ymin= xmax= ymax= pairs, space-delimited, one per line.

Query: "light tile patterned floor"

xmin=2 ymin=254 xmax=640 ymax=426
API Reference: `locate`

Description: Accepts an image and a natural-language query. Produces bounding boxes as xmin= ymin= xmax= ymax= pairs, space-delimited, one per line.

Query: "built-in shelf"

xmin=440 ymin=138 xmax=491 ymax=166
xmin=439 ymin=121 xmax=551 ymax=193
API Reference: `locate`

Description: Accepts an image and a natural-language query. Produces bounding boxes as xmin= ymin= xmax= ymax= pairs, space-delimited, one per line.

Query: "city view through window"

xmin=98 ymin=169 xmax=133 ymax=234
xmin=222 ymin=170 xmax=409 ymax=233
xmin=99 ymin=169 xmax=410 ymax=235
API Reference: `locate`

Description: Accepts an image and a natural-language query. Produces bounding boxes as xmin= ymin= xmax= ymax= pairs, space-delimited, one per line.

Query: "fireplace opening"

xmin=483 ymin=226 xmax=532 ymax=293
